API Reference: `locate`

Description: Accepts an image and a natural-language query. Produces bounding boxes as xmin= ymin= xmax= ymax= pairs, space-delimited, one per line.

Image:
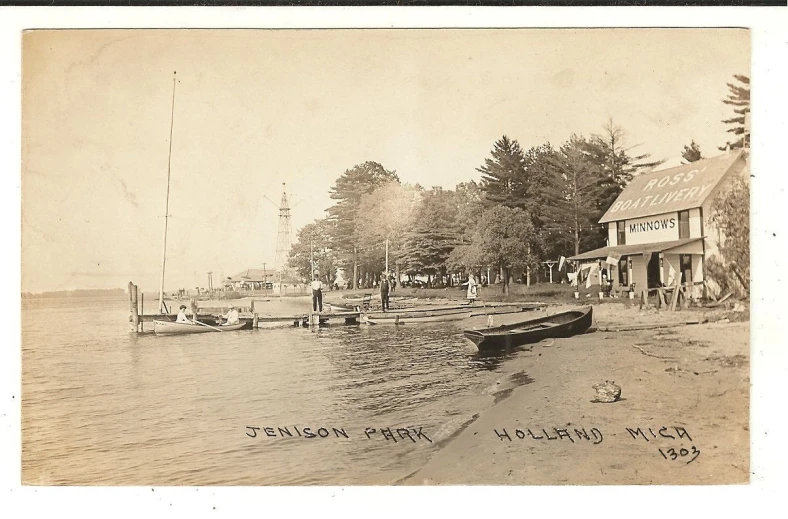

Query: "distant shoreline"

xmin=21 ymin=288 xmax=126 ymax=299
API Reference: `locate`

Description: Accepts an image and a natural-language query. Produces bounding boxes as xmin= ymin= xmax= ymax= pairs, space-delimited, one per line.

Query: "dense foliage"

xmin=287 ymin=86 xmax=746 ymax=293
xmin=709 ymin=174 xmax=750 ymax=295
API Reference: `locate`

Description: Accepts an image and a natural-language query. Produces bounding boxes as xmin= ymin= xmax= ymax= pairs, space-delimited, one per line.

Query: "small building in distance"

xmin=568 ymin=150 xmax=748 ymax=299
xmin=225 ymin=269 xmax=277 ymax=290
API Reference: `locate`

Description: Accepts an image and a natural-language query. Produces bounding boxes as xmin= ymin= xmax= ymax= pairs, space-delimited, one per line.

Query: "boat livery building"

xmin=568 ymin=150 xmax=747 ymax=298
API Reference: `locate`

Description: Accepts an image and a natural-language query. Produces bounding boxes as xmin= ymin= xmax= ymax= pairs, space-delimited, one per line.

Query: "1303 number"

xmin=658 ymin=446 xmax=701 ymax=464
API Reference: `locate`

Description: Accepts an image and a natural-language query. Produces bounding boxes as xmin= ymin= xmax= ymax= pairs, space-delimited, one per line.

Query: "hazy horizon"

xmin=21 ymin=29 xmax=750 ymax=294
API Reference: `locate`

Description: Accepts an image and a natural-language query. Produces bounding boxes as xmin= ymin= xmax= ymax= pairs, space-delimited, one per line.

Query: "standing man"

xmin=380 ymin=273 xmax=390 ymax=312
xmin=311 ymin=275 xmax=323 ymax=312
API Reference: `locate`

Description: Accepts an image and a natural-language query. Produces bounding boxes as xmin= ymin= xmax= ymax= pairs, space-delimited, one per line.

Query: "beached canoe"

xmin=152 ymin=320 xmax=246 ymax=335
xmin=463 ymin=306 xmax=593 ymax=349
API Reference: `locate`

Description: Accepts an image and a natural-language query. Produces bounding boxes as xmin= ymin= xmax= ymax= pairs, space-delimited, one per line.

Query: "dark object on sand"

xmin=592 ymin=380 xmax=622 ymax=403
xmin=463 ymin=306 xmax=593 ymax=350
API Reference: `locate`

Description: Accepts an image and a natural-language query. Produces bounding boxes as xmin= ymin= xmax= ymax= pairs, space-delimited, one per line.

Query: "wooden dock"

xmin=134 ymin=311 xmax=360 ymax=331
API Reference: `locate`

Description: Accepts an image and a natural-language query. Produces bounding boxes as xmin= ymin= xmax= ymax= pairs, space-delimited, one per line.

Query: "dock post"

xmin=140 ymin=292 xmax=144 ymax=332
xmin=190 ymin=297 xmax=198 ymax=319
xmin=131 ymin=284 xmax=139 ymax=332
xmin=253 ymin=313 xmax=259 ymax=329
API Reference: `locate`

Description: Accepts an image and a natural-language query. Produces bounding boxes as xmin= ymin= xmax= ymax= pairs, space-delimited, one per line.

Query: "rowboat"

xmin=362 ymin=309 xmax=473 ymax=325
xmin=463 ymin=306 xmax=593 ymax=349
xmin=153 ymin=320 xmax=246 ymax=335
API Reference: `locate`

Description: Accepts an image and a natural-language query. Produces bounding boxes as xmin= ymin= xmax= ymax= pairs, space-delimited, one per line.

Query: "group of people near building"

xmin=307 ymin=271 xmax=480 ymax=314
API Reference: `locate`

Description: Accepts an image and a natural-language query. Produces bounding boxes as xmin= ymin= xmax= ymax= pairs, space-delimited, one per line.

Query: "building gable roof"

xmin=599 ymin=150 xmax=744 ymax=224
xmin=227 ymin=269 xmax=277 ymax=282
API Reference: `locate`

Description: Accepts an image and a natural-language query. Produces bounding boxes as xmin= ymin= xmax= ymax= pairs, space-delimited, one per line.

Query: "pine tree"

xmin=546 ymin=135 xmax=608 ymax=257
xmin=718 ymin=74 xmax=750 ymax=151
xmin=585 ymin=119 xmax=664 ymax=210
xmin=477 ymin=135 xmax=528 ymax=208
xmin=399 ymin=187 xmax=460 ymax=285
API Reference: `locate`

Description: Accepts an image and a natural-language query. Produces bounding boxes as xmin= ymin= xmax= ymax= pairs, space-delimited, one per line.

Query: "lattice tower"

xmin=274 ymin=183 xmax=293 ymax=279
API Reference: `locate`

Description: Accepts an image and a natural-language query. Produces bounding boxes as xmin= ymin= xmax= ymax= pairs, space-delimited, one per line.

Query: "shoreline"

xmin=396 ymin=303 xmax=750 ymax=485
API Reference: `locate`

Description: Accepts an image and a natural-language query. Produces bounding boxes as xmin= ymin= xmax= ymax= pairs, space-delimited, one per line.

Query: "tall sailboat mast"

xmin=159 ymin=71 xmax=177 ymax=314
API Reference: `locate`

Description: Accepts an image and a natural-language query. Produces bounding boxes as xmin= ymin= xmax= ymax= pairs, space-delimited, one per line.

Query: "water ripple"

xmin=22 ymin=296 xmax=515 ymax=485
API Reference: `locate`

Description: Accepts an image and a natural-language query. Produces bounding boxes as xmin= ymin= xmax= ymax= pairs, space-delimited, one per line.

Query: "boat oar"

xmin=191 ymin=319 xmax=224 ymax=332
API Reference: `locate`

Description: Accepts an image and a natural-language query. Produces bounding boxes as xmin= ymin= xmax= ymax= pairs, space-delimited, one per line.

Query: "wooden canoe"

xmin=464 ymin=306 xmax=593 ymax=350
xmin=152 ymin=320 xmax=246 ymax=335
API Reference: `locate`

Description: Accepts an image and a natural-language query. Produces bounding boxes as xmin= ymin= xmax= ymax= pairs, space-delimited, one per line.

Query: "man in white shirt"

xmin=311 ymin=276 xmax=323 ymax=312
xmin=223 ymin=305 xmax=240 ymax=326
xmin=176 ymin=304 xmax=190 ymax=323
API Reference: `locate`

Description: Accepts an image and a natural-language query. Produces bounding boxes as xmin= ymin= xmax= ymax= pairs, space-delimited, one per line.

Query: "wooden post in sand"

xmin=669 ymin=277 xmax=681 ymax=311
xmin=130 ymin=284 xmax=139 ymax=332
xmin=639 ymin=290 xmax=647 ymax=310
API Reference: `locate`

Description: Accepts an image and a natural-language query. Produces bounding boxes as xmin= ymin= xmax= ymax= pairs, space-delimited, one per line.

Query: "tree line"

xmin=289 ymin=75 xmax=750 ymax=294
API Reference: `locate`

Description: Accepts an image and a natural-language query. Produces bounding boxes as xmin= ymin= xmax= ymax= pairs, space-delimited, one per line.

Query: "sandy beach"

xmin=194 ymin=292 xmax=749 ymax=485
xmin=398 ymin=302 xmax=750 ymax=485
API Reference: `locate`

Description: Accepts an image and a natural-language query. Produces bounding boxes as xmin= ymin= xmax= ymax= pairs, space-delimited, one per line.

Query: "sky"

xmin=20 ymin=28 xmax=750 ymax=294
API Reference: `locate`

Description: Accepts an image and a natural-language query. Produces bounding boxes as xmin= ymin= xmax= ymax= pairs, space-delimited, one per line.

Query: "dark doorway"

xmin=647 ymin=253 xmax=661 ymax=288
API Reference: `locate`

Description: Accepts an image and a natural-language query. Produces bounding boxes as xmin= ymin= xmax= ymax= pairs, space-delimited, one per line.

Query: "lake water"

xmin=21 ymin=296 xmax=524 ymax=485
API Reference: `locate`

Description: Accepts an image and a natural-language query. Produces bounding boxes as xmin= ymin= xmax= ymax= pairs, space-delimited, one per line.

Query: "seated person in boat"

xmin=176 ymin=304 xmax=190 ymax=323
xmin=223 ymin=305 xmax=240 ymax=326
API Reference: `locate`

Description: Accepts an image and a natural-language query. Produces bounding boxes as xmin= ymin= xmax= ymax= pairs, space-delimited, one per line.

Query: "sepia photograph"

xmin=17 ymin=25 xmax=757 ymax=489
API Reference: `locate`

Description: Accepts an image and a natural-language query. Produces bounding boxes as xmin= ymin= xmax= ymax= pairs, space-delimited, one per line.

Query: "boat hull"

xmin=153 ymin=320 xmax=246 ymax=335
xmin=464 ymin=306 xmax=593 ymax=350
xmin=363 ymin=311 xmax=473 ymax=325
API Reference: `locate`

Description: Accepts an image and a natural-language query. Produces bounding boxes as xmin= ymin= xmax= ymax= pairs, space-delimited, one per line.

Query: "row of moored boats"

xmin=152 ymin=304 xmax=593 ymax=351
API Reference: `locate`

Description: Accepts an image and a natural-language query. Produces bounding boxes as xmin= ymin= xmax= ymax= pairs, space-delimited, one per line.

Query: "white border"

xmin=2 ymin=6 xmax=786 ymax=518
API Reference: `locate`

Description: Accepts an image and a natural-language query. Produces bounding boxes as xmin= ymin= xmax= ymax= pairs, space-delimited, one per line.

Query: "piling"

xmin=130 ymin=284 xmax=139 ymax=332
xmin=253 ymin=313 xmax=259 ymax=329
xmin=140 ymin=292 xmax=144 ymax=332
xmin=190 ymin=297 xmax=198 ymax=318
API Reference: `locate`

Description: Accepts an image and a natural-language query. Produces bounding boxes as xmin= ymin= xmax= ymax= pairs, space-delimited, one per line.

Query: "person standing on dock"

xmin=176 ymin=304 xmax=189 ymax=323
xmin=311 ymin=276 xmax=323 ymax=312
xmin=380 ymin=273 xmax=390 ymax=311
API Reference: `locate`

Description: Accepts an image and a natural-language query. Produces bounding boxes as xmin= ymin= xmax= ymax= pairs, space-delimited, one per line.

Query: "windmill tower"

xmin=273 ymin=183 xmax=293 ymax=281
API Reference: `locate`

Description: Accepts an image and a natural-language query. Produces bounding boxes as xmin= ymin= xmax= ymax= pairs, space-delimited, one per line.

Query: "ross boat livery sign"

xmin=599 ymin=151 xmax=744 ymax=224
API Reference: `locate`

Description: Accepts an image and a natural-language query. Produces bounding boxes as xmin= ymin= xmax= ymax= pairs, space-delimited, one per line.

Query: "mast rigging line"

xmin=158 ymin=71 xmax=177 ymax=315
